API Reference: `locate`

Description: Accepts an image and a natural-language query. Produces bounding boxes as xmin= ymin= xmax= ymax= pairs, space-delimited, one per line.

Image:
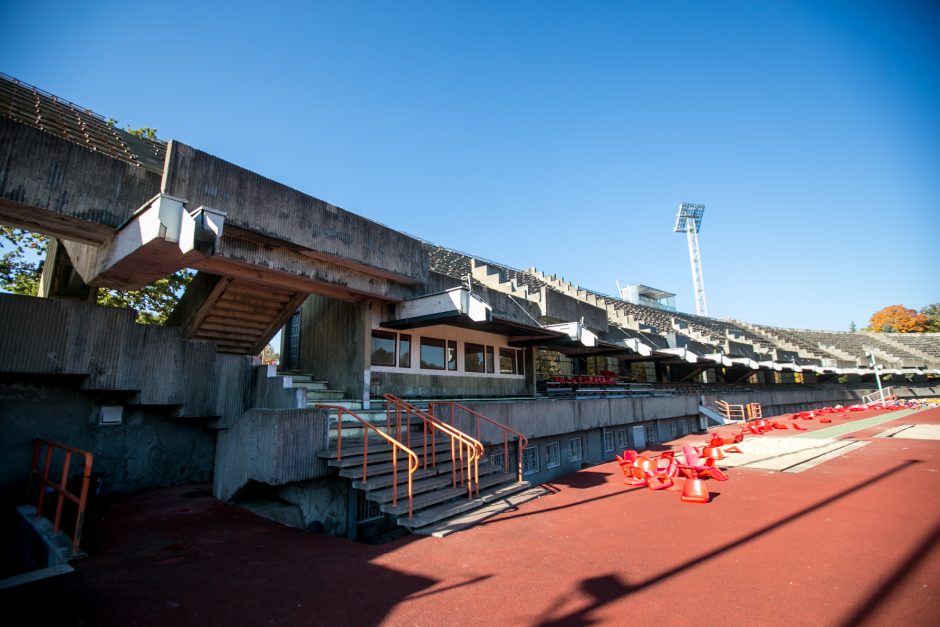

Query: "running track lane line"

xmin=792 ymin=408 xmax=925 ymax=440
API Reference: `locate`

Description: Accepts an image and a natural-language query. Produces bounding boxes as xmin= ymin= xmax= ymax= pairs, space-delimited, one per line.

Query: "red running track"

xmin=3 ymin=407 xmax=939 ymax=626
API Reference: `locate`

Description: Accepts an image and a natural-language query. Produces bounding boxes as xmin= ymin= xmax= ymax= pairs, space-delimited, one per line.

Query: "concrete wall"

xmin=454 ymin=394 xmax=699 ymax=443
xmin=371 ymin=371 xmax=530 ymax=399
xmin=703 ymin=388 xmax=868 ymax=417
xmin=0 ymin=293 xmax=254 ymax=508
xmin=541 ymin=288 xmax=608 ymax=331
xmin=297 ymin=295 xmax=368 ymax=399
xmin=0 ymin=118 xmax=161 ymax=241
xmin=213 ymin=407 xmax=330 ymax=502
xmin=0 ymin=377 xmax=216 ymax=505
xmin=161 ymin=142 xmax=427 ymax=285
xmin=0 ymin=294 xmax=249 ymax=419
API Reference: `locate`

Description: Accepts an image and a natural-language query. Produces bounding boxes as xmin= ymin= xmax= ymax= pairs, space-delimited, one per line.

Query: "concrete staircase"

xmin=316 ymin=406 xmax=532 ymax=537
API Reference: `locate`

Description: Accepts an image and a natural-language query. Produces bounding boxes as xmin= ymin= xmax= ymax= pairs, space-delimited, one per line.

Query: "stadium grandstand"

xmin=2 ymin=71 xmax=939 ymax=555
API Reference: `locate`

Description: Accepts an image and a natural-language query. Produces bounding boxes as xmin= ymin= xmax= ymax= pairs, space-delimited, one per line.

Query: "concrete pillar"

xmin=37 ymin=238 xmax=98 ymax=302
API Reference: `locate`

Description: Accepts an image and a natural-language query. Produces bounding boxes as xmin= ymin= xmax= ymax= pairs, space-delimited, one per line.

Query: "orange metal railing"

xmin=428 ymin=401 xmax=528 ymax=482
xmin=384 ymin=394 xmax=483 ymax=499
xmin=316 ymin=404 xmax=419 ymax=519
xmin=746 ymin=402 xmax=763 ymax=420
xmin=26 ymin=439 xmax=94 ymax=555
xmin=715 ymin=399 xmax=746 ymax=421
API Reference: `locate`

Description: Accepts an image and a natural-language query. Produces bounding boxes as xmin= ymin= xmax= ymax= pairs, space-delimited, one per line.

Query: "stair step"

xmin=409 ymin=483 xmax=547 ymax=538
xmin=365 ymin=475 xmax=455 ymax=503
xmin=291 ymin=380 xmax=330 ymax=391
xmin=381 ymin=486 xmax=469 ymax=516
xmin=306 ymin=390 xmax=346 ymax=401
xmin=324 ymin=442 xmax=453 ymax=468
xmin=340 ymin=454 xmax=458 ymax=479
xmin=309 ymin=399 xmax=363 ymax=410
xmin=350 ymin=466 xmax=443 ymax=490
xmin=396 ymin=476 xmax=529 ymax=529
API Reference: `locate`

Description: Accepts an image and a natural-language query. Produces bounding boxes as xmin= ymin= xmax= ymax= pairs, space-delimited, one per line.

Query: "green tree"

xmin=922 ymin=303 xmax=940 ymax=333
xmin=0 ymin=227 xmax=46 ymax=295
xmin=1 ymin=227 xmax=191 ymax=324
xmin=848 ymin=321 xmax=857 ymax=332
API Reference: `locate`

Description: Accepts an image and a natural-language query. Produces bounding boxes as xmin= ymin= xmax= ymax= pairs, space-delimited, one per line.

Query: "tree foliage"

xmin=867 ymin=304 xmax=928 ymax=333
xmin=1 ymin=227 xmax=190 ymax=324
xmin=0 ymin=226 xmax=46 ymax=295
xmin=922 ymin=303 xmax=940 ymax=333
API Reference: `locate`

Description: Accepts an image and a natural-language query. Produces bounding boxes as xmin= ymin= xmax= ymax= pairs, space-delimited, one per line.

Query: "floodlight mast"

xmin=674 ymin=202 xmax=708 ymax=317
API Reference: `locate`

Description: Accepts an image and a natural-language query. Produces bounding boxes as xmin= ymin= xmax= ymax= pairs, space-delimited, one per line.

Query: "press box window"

xmin=500 ymin=348 xmax=522 ymax=374
xmin=465 ymin=343 xmax=486 ymax=373
xmin=603 ymin=429 xmax=615 ymax=452
xmin=485 ymin=346 xmax=495 ymax=373
xmin=371 ymin=330 xmax=396 ymax=366
xmin=645 ymin=423 xmax=658 ymax=444
xmin=398 ymin=334 xmax=411 ymax=368
xmin=420 ymin=337 xmax=446 ymax=370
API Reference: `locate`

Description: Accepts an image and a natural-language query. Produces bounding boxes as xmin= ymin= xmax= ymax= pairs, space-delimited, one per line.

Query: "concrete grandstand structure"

xmin=2 ymin=72 xmax=940 ymax=551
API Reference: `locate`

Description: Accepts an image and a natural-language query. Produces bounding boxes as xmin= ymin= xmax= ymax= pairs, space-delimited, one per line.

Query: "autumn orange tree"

xmin=867 ymin=305 xmax=928 ymax=333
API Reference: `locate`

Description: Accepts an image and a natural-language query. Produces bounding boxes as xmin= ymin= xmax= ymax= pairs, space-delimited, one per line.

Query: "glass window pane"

xmin=447 ymin=340 xmax=457 ymax=371
xmin=420 ymin=337 xmax=446 ymax=370
xmin=398 ymin=334 xmax=411 ymax=368
xmin=371 ymin=330 xmax=396 ymax=366
xmin=499 ymin=348 xmax=517 ymax=374
xmin=485 ymin=346 xmax=495 ymax=373
xmin=465 ymin=343 xmax=485 ymax=373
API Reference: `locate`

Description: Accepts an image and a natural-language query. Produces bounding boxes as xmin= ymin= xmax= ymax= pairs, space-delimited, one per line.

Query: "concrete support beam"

xmin=61 ymin=194 xmax=225 ymax=290
xmin=0 ymin=118 xmax=161 ymax=241
xmin=160 ymin=141 xmax=427 ymax=285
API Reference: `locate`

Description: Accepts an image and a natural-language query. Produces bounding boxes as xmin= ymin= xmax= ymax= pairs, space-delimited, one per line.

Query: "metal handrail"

xmin=26 ymin=439 xmax=94 ymax=555
xmin=428 ymin=401 xmax=529 ymax=482
xmin=862 ymin=386 xmax=895 ymax=405
xmin=746 ymin=402 xmax=763 ymax=420
xmin=316 ymin=404 xmax=419 ymax=519
xmin=384 ymin=394 xmax=483 ymax=499
xmin=715 ymin=399 xmax=746 ymax=421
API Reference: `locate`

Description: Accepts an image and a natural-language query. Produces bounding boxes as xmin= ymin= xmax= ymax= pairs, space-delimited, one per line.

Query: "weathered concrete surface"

xmin=296 ymin=295 xmax=368 ymax=399
xmin=540 ymin=287 xmax=608 ymax=331
xmin=703 ymin=388 xmax=868 ymax=418
xmin=0 ymin=294 xmax=247 ymax=418
xmin=60 ymin=194 xmax=220 ymax=290
xmin=213 ymin=407 xmax=330 ymax=502
xmin=249 ymin=365 xmax=306 ymax=412
xmin=195 ymin=233 xmax=414 ymax=301
xmin=0 ymin=117 xmax=161 ymax=244
xmin=373 ymin=371 xmax=529 ymax=399
xmin=161 ymin=141 xmax=427 ymax=285
xmin=0 ymin=378 xmax=215 ymax=505
xmin=278 ymin=477 xmax=349 ymax=536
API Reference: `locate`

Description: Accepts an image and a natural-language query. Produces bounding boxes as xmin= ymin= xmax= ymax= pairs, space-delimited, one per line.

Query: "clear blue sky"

xmin=2 ymin=0 xmax=938 ymax=330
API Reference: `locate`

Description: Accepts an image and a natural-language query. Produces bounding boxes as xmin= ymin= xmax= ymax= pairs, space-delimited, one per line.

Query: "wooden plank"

xmin=182 ymin=276 xmax=232 ymax=338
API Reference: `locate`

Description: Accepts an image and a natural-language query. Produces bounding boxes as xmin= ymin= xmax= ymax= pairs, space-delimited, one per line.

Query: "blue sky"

xmin=2 ymin=0 xmax=938 ymax=330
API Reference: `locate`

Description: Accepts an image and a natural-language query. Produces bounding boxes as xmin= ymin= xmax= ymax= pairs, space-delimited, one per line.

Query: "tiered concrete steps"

xmin=317 ymin=434 xmax=531 ymax=536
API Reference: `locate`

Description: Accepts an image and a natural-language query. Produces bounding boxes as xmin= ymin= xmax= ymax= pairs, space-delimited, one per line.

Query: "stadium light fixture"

xmin=674 ymin=202 xmax=708 ymax=316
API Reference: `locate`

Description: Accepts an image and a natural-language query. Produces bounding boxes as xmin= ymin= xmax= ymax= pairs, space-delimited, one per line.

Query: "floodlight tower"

xmin=674 ymin=202 xmax=708 ymax=317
